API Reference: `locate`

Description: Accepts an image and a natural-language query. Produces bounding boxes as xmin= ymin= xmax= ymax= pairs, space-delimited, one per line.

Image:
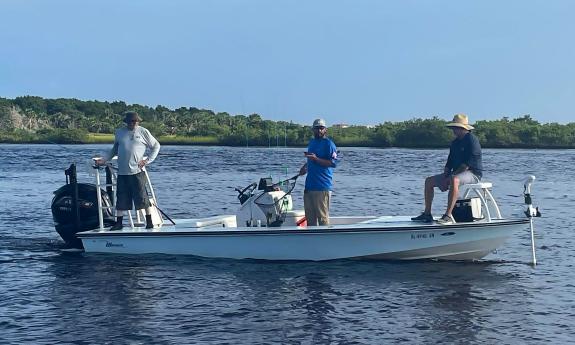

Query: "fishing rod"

xmin=272 ymin=174 xmax=300 ymax=194
xmin=45 ymin=139 xmax=74 ymax=151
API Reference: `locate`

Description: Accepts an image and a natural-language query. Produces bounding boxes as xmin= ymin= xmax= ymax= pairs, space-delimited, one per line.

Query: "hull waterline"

xmin=78 ymin=218 xmax=529 ymax=261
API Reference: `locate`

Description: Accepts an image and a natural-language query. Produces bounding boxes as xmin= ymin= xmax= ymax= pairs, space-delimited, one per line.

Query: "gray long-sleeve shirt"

xmin=106 ymin=126 xmax=160 ymax=175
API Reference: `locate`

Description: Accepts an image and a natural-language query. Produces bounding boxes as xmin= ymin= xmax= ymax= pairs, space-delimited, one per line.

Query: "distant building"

xmin=332 ymin=123 xmax=377 ymax=129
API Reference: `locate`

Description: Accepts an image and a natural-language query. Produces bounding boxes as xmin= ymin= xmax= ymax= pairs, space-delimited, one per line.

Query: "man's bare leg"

xmin=424 ymin=176 xmax=435 ymax=214
xmin=445 ymin=175 xmax=460 ymax=216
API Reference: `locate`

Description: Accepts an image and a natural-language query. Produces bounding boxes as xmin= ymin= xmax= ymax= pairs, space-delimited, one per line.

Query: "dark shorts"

xmin=116 ymin=172 xmax=151 ymax=211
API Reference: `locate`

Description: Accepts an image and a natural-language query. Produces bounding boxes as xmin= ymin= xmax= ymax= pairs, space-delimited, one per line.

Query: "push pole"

xmin=523 ymin=175 xmax=541 ymax=267
xmin=529 ymin=217 xmax=537 ymax=266
xmin=94 ymin=162 xmax=105 ymax=231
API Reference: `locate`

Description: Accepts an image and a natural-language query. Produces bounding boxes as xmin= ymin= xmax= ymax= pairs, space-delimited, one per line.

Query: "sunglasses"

xmin=313 ymin=126 xmax=326 ymax=130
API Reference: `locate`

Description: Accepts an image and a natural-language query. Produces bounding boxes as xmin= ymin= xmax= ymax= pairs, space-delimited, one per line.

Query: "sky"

xmin=1 ymin=0 xmax=574 ymax=125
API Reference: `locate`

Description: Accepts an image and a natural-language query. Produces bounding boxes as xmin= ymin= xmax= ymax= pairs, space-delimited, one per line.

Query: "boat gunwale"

xmin=77 ymin=218 xmax=530 ymax=238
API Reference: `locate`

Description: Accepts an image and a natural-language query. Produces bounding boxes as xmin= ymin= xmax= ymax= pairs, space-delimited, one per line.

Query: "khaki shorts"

xmin=304 ymin=190 xmax=331 ymax=226
xmin=433 ymin=171 xmax=480 ymax=192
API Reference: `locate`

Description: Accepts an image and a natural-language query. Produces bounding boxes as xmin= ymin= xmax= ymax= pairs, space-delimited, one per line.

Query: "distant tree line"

xmin=1 ymin=96 xmax=574 ymax=148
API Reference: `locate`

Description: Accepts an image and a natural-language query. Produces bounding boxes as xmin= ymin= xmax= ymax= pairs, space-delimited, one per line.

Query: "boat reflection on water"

xmin=42 ymin=254 xmax=528 ymax=343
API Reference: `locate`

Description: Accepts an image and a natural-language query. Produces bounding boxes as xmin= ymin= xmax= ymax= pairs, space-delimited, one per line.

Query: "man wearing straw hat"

xmin=95 ymin=111 xmax=161 ymax=230
xmin=411 ymin=114 xmax=483 ymax=225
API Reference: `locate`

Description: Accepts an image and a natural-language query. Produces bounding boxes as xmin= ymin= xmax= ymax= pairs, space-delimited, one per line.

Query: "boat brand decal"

xmin=441 ymin=232 xmax=455 ymax=236
xmin=411 ymin=233 xmax=435 ymax=240
xmin=105 ymin=241 xmax=124 ymax=248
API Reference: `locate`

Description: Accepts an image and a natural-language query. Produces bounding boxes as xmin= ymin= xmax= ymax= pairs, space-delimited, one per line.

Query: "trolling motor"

xmin=51 ymin=163 xmax=115 ymax=248
xmin=524 ymin=175 xmax=542 ymax=218
xmin=523 ymin=175 xmax=541 ymax=266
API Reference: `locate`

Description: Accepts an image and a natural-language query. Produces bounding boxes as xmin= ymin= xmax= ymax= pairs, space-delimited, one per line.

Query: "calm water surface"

xmin=0 ymin=144 xmax=573 ymax=344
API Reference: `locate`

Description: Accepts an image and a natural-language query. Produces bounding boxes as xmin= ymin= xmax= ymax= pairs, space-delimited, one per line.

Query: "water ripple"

xmin=0 ymin=144 xmax=573 ymax=344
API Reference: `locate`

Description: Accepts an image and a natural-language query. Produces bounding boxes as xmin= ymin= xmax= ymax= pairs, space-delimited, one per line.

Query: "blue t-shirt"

xmin=446 ymin=132 xmax=483 ymax=178
xmin=305 ymin=137 xmax=339 ymax=191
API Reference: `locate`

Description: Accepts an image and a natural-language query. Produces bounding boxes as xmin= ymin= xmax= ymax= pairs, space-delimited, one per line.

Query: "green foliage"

xmin=85 ymin=133 xmax=114 ymax=144
xmin=14 ymin=96 xmax=46 ymax=113
xmin=158 ymin=135 xmax=220 ymax=145
xmin=0 ymin=129 xmax=39 ymax=143
xmin=37 ymin=128 xmax=89 ymax=144
xmin=1 ymin=96 xmax=574 ymax=148
xmin=394 ymin=117 xmax=452 ymax=148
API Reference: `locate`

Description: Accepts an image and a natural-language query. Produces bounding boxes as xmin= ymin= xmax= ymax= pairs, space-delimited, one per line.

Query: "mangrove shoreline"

xmin=1 ymin=96 xmax=574 ymax=149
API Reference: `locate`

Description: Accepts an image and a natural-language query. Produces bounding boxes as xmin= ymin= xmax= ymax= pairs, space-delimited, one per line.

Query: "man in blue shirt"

xmin=411 ymin=114 xmax=483 ymax=225
xmin=299 ymin=118 xmax=339 ymax=226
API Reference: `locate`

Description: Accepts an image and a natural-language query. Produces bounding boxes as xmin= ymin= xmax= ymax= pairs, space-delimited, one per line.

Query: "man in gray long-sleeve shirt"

xmin=96 ymin=111 xmax=161 ymax=230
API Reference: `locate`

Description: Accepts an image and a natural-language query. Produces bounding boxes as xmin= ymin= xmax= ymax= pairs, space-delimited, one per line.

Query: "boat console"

xmin=235 ymin=177 xmax=303 ymax=227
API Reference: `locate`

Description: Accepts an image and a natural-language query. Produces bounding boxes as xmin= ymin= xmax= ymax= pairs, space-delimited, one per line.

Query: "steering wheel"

xmin=235 ymin=182 xmax=257 ymax=201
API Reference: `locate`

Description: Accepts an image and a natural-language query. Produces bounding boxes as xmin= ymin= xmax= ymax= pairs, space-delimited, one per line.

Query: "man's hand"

xmin=138 ymin=159 xmax=148 ymax=169
xmin=304 ymin=152 xmax=318 ymax=161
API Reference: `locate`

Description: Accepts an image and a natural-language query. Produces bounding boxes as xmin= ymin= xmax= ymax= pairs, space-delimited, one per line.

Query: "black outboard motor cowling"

xmin=51 ymin=164 xmax=115 ymax=248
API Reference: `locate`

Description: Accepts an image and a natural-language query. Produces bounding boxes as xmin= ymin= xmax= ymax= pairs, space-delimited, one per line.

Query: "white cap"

xmin=312 ymin=118 xmax=327 ymax=128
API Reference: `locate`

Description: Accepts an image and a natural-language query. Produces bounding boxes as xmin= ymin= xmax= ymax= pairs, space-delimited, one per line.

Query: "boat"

xmin=51 ymin=160 xmax=541 ymax=262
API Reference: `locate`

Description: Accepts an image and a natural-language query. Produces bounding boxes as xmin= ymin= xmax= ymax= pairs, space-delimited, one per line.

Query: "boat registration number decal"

xmin=411 ymin=233 xmax=435 ymax=240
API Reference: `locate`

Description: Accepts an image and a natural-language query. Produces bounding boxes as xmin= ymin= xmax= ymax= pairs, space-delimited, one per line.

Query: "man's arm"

xmin=444 ymin=146 xmax=453 ymax=175
xmin=143 ymin=129 xmax=161 ymax=164
xmin=305 ymin=154 xmax=335 ymax=167
xmin=304 ymin=140 xmax=339 ymax=168
xmin=96 ymin=137 xmax=118 ymax=165
xmin=106 ymin=142 xmax=119 ymax=161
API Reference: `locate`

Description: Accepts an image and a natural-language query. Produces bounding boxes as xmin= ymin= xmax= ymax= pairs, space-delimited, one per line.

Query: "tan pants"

xmin=304 ymin=190 xmax=331 ymax=226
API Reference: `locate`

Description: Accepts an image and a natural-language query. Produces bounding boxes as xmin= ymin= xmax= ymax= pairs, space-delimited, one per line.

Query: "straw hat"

xmin=446 ymin=114 xmax=474 ymax=130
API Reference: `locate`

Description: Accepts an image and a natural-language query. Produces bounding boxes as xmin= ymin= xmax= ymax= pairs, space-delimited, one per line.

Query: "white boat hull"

xmin=77 ymin=216 xmax=529 ymax=261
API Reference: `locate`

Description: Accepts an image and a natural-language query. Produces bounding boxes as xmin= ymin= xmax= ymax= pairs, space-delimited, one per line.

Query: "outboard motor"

xmin=51 ymin=164 xmax=115 ymax=248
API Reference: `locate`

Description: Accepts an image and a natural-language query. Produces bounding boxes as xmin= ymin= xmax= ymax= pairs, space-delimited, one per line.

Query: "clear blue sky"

xmin=1 ymin=0 xmax=573 ymax=125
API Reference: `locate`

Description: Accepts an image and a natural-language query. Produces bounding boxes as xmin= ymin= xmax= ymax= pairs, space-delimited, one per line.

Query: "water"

xmin=1 ymin=144 xmax=573 ymax=344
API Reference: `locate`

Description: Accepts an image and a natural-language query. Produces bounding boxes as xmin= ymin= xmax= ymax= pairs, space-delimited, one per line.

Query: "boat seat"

xmin=459 ymin=182 xmax=502 ymax=221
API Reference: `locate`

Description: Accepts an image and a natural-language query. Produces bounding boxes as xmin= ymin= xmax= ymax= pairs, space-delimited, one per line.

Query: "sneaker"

xmin=411 ymin=212 xmax=433 ymax=223
xmin=436 ymin=214 xmax=456 ymax=225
